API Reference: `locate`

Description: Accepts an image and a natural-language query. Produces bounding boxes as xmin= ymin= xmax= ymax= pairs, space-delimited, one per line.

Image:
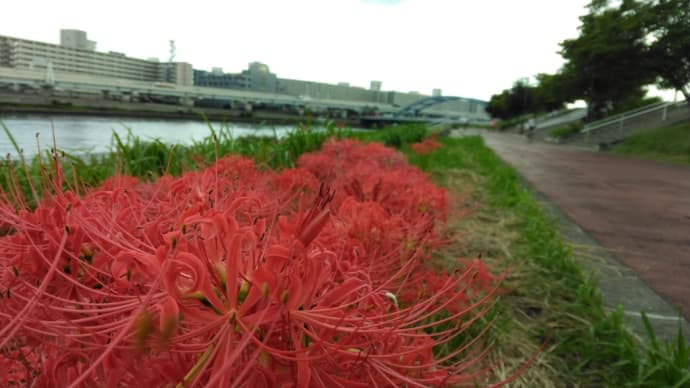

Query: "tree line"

xmin=486 ymin=0 xmax=690 ymax=121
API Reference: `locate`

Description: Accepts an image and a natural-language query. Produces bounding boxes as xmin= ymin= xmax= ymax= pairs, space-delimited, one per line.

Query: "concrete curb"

xmin=527 ymin=185 xmax=690 ymax=343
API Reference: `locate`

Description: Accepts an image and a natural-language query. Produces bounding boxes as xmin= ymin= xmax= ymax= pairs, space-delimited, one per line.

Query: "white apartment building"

xmin=0 ymin=30 xmax=192 ymax=86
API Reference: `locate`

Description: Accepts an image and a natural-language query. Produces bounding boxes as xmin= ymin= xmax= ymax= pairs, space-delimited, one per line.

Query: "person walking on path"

xmin=525 ymin=117 xmax=536 ymax=141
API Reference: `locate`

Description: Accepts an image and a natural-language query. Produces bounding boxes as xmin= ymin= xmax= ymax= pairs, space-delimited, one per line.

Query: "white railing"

xmin=582 ymin=101 xmax=681 ymax=133
xmin=536 ymin=109 xmax=586 ymax=129
xmin=580 ymin=100 xmax=689 ymax=146
xmin=536 ymin=107 xmax=583 ymax=124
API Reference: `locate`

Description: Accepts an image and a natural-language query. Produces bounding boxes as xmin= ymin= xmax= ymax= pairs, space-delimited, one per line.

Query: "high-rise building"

xmin=370 ymin=80 xmax=382 ymax=91
xmin=0 ymin=31 xmax=192 ymax=85
xmin=432 ymin=88 xmax=442 ymax=97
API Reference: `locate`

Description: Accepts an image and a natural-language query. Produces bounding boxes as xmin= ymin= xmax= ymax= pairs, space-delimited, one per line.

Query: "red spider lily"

xmin=298 ymin=139 xmax=449 ymax=223
xmin=411 ymin=137 xmax=443 ymax=155
xmin=0 ymin=138 xmax=513 ymax=387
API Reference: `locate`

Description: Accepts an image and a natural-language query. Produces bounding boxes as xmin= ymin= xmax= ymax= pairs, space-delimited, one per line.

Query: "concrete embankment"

xmin=0 ymin=93 xmax=359 ymax=127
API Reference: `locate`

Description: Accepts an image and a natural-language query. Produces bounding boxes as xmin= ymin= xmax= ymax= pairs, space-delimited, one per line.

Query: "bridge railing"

xmin=577 ymin=100 xmax=689 ymax=147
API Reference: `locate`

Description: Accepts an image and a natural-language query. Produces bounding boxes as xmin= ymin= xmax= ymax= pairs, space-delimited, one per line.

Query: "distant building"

xmin=159 ymin=62 xmax=194 ymax=86
xmin=279 ymin=78 xmax=379 ymax=103
xmin=243 ymin=62 xmax=278 ymax=93
xmin=60 ymin=29 xmax=96 ymax=51
xmin=0 ymin=30 xmax=491 ymax=121
xmin=193 ymin=69 xmax=249 ymax=89
xmin=196 ymin=62 xmax=279 ymax=92
xmin=432 ymin=88 xmax=442 ymax=97
xmin=0 ymin=31 xmax=193 ymax=85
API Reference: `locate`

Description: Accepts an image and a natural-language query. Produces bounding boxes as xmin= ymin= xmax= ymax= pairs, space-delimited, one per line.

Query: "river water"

xmin=0 ymin=115 xmax=297 ymax=159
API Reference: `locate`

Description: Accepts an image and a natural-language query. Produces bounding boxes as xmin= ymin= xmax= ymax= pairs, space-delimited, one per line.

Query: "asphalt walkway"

xmin=452 ymin=129 xmax=690 ymax=341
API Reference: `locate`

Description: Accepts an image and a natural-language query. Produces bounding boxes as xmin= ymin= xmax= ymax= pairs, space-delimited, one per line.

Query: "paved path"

xmin=454 ymin=130 xmax=690 ymax=337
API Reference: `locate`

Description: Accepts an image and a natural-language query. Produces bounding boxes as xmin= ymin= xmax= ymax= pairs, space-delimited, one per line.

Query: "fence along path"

xmin=568 ymin=101 xmax=689 ymax=148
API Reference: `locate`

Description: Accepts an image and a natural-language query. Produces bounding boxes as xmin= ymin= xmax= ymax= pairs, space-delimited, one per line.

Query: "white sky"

xmin=1 ymin=0 xmax=678 ymax=101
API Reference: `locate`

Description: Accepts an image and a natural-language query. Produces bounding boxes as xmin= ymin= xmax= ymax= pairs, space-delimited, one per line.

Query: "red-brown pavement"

xmin=469 ymin=131 xmax=690 ymax=320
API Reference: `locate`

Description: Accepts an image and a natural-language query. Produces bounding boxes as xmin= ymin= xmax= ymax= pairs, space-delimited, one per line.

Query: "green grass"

xmin=611 ymin=121 xmax=690 ymax=164
xmin=548 ymin=122 xmax=583 ymax=139
xmin=349 ymin=123 xmax=427 ymax=148
xmin=405 ymin=135 xmax=690 ymax=386
xmin=0 ymin=120 xmax=356 ymax=203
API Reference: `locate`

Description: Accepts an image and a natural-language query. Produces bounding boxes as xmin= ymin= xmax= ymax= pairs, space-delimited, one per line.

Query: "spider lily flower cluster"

xmin=411 ymin=137 xmax=443 ymax=155
xmin=0 ymin=138 xmax=501 ymax=387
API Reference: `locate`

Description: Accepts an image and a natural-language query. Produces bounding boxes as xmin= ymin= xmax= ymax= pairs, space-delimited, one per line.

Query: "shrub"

xmin=548 ymin=122 xmax=584 ymax=139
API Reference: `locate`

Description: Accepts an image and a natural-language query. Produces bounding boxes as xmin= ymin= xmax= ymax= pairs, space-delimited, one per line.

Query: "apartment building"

xmin=0 ymin=30 xmax=192 ymax=85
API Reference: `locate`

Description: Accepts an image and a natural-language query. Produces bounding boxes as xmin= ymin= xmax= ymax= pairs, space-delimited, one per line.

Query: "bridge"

xmin=360 ymin=96 xmax=471 ymax=127
xmin=394 ymin=96 xmax=461 ymax=117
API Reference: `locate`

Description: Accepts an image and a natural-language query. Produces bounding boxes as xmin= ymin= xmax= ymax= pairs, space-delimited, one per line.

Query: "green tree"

xmin=533 ymin=73 xmax=569 ymax=113
xmin=488 ymin=0 xmax=690 ymax=121
xmin=486 ymin=80 xmax=538 ymax=120
xmin=486 ymin=75 xmax=573 ymax=120
xmin=643 ymin=0 xmax=690 ymax=104
xmin=486 ymin=90 xmax=511 ymax=119
xmin=559 ymin=0 xmax=655 ymax=120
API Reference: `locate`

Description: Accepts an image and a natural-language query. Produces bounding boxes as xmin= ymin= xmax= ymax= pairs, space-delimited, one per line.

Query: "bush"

xmin=548 ymin=122 xmax=584 ymax=139
xmin=379 ymin=124 xmax=427 ymax=148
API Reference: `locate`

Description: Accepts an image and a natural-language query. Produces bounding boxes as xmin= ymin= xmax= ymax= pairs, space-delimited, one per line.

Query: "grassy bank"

xmin=1 ymin=121 xmax=688 ymax=385
xmin=611 ymin=121 xmax=690 ymax=164
xmin=404 ymin=135 xmax=690 ymax=386
xmin=0 ymin=121 xmax=354 ymax=203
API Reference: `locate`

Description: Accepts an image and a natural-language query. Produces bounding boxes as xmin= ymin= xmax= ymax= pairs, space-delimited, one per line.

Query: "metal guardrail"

xmin=536 ymin=107 xmax=581 ymax=124
xmin=579 ymin=100 xmax=689 ymax=147
xmin=536 ymin=109 xmax=586 ymax=130
xmin=582 ymin=101 xmax=673 ymax=133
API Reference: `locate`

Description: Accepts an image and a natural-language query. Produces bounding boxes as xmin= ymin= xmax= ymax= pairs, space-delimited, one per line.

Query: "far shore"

xmin=0 ymin=93 xmax=360 ymax=127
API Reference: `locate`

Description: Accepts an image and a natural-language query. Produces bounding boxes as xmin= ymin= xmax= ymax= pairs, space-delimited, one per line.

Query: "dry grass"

xmin=431 ymin=168 xmax=562 ymax=387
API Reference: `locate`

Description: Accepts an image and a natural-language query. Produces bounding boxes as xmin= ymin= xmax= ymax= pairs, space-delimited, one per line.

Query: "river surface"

xmin=0 ymin=115 xmax=298 ymax=159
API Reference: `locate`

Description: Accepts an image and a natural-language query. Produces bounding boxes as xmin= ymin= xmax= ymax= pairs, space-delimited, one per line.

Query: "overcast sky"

xmin=5 ymin=0 xmax=672 ymax=102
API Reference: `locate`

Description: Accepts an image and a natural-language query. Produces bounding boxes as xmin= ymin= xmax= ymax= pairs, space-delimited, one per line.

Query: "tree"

xmin=644 ymin=0 xmax=690 ymax=104
xmin=559 ymin=0 xmax=656 ymax=120
xmin=486 ymin=75 xmax=575 ymax=120
xmin=533 ymin=73 xmax=569 ymax=113
xmin=486 ymin=80 xmax=539 ymax=120
xmin=486 ymin=90 xmax=511 ymax=119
